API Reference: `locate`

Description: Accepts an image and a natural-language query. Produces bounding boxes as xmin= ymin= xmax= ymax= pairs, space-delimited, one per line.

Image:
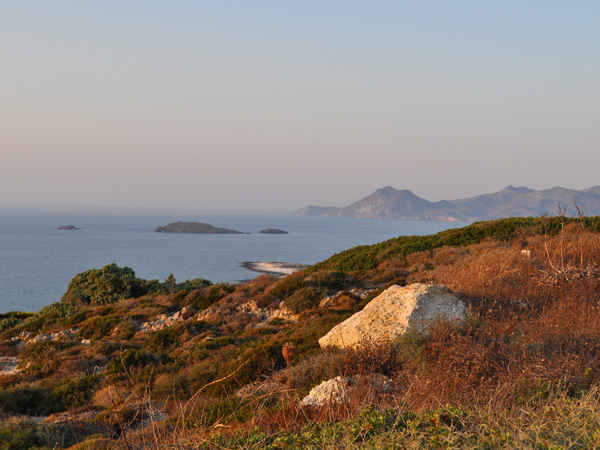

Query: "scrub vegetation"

xmin=1 ymin=214 xmax=600 ymax=448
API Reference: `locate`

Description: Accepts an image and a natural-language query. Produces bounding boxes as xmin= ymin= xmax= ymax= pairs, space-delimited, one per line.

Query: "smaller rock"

xmin=300 ymin=374 xmax=391 ymax=407
xmin=260 ymin=228 xmax=289 ymax=234
xmin=58 ymin=225 xmax=81 ymax=230
xmin=181 ymin=306 xmax=197 ymax=320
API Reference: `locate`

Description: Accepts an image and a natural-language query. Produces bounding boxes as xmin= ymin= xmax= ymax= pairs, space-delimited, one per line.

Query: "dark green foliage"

xmin=144 ymin=328 xmax=179 ymax=354
xmin=77 ymin=315 xmax=120 ymax=341
xmin=268 ymin=272 xmax=308 ymax=299
xmin=106 ymin=348 xmax=153 ymax=374
xmin=49 ymin=375 xmax=101 ymax=412
xmin=62 ymin=309 xmax=89 ymax=327
xmin=309 ymin=271 xmax=361 ymax=291
xmin=311 ymin=217 xmax=545 ymax=272
xmin=198 ymin=335 xmax=236 ymax=351
xmin=0 ymin=426 xmax=53 ymax=450
xmin=284 ymin=287 xmax=325 ymax=313
xmin=37 ymin=302 xmax=75 ymax=319
xmin=176 ymin=278 xmax=212 ymax=292
xmin=273 ymin=271 xmax=361 ymax=312
xmin=186 ymin=284 xmax=235 ymax=310
xmin=61 ymin=264 xmax=145 ymax=305
xmin=0 ymin=386 xmax=49 ymax=416
xmin=0 ymin=315 xmax=26 ymax=332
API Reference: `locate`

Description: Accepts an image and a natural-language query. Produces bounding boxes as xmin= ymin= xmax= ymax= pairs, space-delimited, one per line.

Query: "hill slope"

xmin=294 ymin=185 xmax=600 ymax=222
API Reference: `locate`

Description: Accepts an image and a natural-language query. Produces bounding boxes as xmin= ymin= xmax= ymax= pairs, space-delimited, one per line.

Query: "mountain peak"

xmin=294 ymin=185 xmax=600 ymax=222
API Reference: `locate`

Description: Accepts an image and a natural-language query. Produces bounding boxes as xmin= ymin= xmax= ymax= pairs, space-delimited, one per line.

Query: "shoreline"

xmin=240 ymin=261 xmax=310 ymax=277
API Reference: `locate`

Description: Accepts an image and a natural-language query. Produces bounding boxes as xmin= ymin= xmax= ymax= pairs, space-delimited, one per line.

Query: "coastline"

xmin=240 ymin=261 xmax=310 ymax=276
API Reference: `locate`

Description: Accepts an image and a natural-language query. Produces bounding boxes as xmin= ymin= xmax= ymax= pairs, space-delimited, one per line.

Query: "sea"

xmin=0 ymin=205 xmax=466 ymax=314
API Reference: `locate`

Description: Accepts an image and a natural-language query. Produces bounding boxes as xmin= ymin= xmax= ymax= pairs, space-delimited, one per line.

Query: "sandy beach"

xmin=240 ymin=261 xmax=310 ymax=276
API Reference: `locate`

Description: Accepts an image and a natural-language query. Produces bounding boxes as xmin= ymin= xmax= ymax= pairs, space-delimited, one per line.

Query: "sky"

xmin=2 ymin=1 xmax=599 ymax=211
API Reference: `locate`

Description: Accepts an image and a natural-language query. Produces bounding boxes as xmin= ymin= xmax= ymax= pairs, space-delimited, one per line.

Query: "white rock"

xmin=318 ymin=283 xmax=467 ymax=350
xmin=300 ymin=374 xmax=391 ymax=407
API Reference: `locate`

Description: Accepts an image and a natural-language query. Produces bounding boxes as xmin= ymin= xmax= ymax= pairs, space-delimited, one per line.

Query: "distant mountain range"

xmin=293 ymin=186 xmax=600 ymax=222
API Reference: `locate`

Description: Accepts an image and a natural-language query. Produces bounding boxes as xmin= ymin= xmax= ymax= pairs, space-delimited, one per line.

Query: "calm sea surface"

xmin=0 ymin=206 xmax=466 ymax=314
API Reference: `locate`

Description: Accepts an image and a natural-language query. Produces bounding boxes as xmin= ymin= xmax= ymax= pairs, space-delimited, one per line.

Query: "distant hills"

xmin=293 ymin=186 xmax=600 ymax=222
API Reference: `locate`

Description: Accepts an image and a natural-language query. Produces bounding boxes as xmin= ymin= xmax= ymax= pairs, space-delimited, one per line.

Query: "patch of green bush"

xmin=77 ymin=315 xmax=120 ymax=341
xmin=284 ymin=287 xmax=325 ymax=313
xmin=61 ymin=264 xmax=146 ymax=305
xmin=0 ymin=385 xmax=50 ymax=416
xmin=106 ymin=348 xmax=153 ymax=374
xmin=311 ymin=216 xmax=600 ymax=273
xmin=48 ymin=375 xmax=101 ymax=412
xmin=0 ymin=426 xmax=52 ymax=450
xmin=144 ymin=328 xmax=179 ymax=354
xmin=186 ymin=284 xmax=235 ymax=310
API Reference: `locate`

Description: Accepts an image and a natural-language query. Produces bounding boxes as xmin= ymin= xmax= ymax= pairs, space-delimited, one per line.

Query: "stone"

xmin=181 ymin=306 xmax=197 ymax=320
xmin=318 ymin=283 xmax=467 ymax=349
xmin=300 ymin=374 xmax=391 ymax=407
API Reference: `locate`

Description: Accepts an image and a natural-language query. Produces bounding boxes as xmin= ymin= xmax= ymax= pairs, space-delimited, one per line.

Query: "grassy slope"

xmin=1 ymin=216 xmax=600 ymax=449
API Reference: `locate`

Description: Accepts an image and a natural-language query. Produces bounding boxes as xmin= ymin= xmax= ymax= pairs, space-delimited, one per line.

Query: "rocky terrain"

xmin=1 ymin=215 xmax=600 ymax=449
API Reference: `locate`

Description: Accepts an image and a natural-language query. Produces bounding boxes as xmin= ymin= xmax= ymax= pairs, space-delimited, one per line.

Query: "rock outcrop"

xmin=260 ymin=228 xmax=289 ymax=234
xmin=318 ymin=283 xmax=467 ymax=349
xmin=58 ymin=225 xmax=81 ymax=230
xmin=300 ymin=374 xmax=391 ymax=407
xmin=139 ymin=306 xmax=198 ymax=332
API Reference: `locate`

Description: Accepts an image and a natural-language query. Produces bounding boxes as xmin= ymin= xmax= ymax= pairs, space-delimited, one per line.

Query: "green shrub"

xmin=144 ymin=328 xmax=179 ymax=354
xmin=284 ymin=287 xmax=325 ymax=313
xmin=268 ymin=272 xmax=308 ymax=299
xmin=186 ymin=284 xmax=235 ymax=310
xmin=309 ymin=271 xmax=361 ymax=291
xmin=77 ymin=315 xmax=120 ymax=341
xmin=0 ymin=426 xmax=52 ymax=450
xmin=0 ymin=385 xmax=50 ymax=416
xmin=61 ymin=263 xmax=146 ymax=305
xmin=106 ymin=348 xmax=153 ymax=374
xmin=48 ymin=375 xmax=101 ymax=412
xmin=38 ymin=302 xmax=76 ymax=319
xmin=310 ymin=217 xmax=585 ymax=273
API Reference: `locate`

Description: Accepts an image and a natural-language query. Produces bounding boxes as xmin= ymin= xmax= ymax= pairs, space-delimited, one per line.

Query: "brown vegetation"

xmin=2 ymin=217 xmax=600 ymax=448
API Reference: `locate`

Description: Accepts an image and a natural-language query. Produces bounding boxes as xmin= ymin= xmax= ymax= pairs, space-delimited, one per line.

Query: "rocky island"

xmin=155 ymin=221 xmax=246 ymax=234
xmin=260 ymin=228 xmax=288 ymax=234
xmin=57 ymin=225 xmax=81 ymax=230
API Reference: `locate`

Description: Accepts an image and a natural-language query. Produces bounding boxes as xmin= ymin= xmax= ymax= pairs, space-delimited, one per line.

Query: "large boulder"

xmin=318 ymin=283 xmax=467 ymax=349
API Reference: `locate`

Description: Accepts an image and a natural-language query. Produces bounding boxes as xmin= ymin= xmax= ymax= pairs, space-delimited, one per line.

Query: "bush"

xmin=77 ymin=315 xmax=120 ymax=341
xmin=61 ymin=264 xmax=146 ymax=305
xmin=284 ymin=287 xmax=325 ymax=313
xmin=186 ymin=284 xmax=235 ymax=310
xmin=106 ymin=348 xmax=153 ymax=374
xmin=144 ymin=328 xmax=179 ymax=354
xmin=48 ymin=375 xmax=101 ymax=412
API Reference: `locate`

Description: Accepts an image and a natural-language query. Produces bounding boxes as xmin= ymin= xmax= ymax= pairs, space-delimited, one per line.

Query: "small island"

xmin=155 ymin=221 xmax=246 ymax=234
xmin=260 ymin=228 xmax=289 ymax=234
xmin=57 ymin=225 xmax=81 ymax=230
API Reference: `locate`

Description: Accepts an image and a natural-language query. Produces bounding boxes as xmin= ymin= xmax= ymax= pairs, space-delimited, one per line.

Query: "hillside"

xmin=294 ymin=185 xmax=600 ymax=221
xmin=1 ymin=216 xmax=600 ymax=448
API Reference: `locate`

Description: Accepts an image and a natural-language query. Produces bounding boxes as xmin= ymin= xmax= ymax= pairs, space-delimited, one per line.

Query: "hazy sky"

xmin=2 ymin=1 xmax=599 ymax=211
